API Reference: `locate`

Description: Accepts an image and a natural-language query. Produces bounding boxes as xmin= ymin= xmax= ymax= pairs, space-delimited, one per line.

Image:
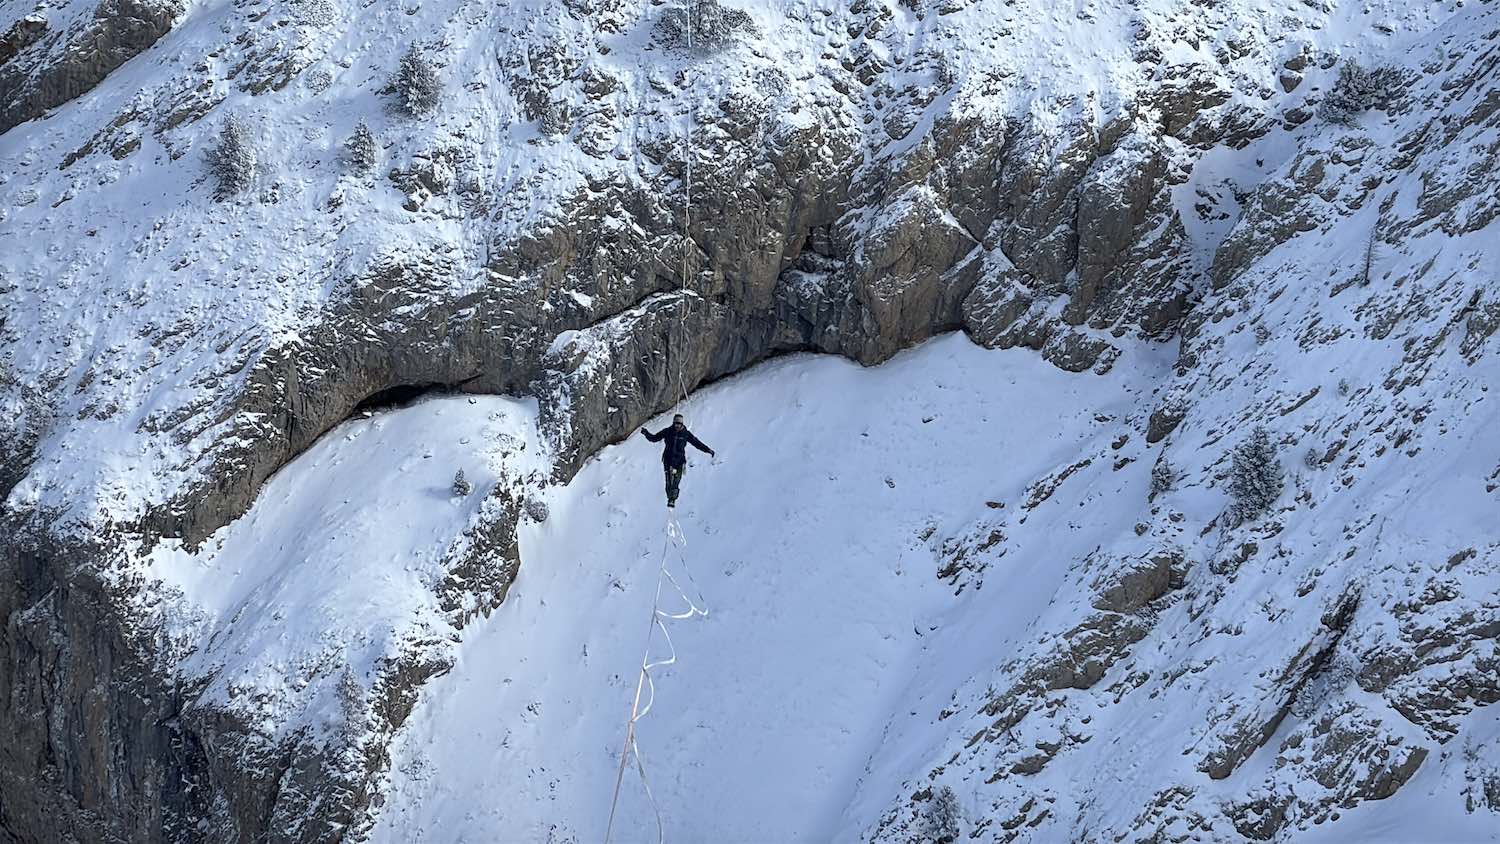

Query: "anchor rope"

xmin=676 ymin=2 xmax=693 ymax=408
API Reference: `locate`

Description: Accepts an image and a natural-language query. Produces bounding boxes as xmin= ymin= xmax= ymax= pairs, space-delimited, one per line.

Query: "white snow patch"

xmin=145 ymin=395 xmax=544 ymax=739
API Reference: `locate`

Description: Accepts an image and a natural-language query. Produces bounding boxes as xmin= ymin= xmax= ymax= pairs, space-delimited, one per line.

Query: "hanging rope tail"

xmin=603 ymin=522 xmax=707 ymax=843
xmin=603 ymin=5 xmax=704 ymax=840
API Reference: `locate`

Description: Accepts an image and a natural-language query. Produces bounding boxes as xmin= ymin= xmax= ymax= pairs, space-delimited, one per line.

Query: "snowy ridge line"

xmin=605 ymin=515 xmax=710 ymax=844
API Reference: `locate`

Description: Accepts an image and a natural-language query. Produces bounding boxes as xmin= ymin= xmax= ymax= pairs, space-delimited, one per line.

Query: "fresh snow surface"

xmin=144 ymin=396 xmax=545 ymax=739
xmin=362 ymin=328 xmax=1498 ymax=843
xmin=369 ymin=334 xmax=1160 ymax=842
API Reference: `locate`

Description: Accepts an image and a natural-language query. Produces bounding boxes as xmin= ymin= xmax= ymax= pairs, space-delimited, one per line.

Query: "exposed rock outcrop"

xmin=0 ymin=526 xmax=214 ymax=841
xmin=0 ymin=0 xmax=182 ymax=136
xmin=3 ymin=0 xmax=1499 ymax=839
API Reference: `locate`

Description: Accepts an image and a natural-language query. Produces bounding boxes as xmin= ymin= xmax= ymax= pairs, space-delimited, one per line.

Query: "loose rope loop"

xmin=603 ymin=519 xmax=708 ymax=844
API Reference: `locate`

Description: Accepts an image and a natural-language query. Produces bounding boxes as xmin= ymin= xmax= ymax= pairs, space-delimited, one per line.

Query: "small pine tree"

xmin=207 ymin=116 xmax=256 ymax=200
xmin=523 ymin=497 xmax=549 ymax=524
xmin=345 ymin=121 xmax=378 ymax=171
xmin=395 ymin=44 xmax=442 ymax=117
xmin=920 ymin=785 xmax=962 ymax=844
xmin=1227 ymin=425 xmax=1284 ymax=524
xmin=1150 ymin=459 xmax=1176 ymax=500
xmin=538 ymin=100 xmax=572 ymax=136
xmin=335 ymin=666 xmax=366 ymax=741
xmin=1318 ymin=61 xmax=1400 ymax=125
xmin=1303 ymin=446 xmax=1321 ymax=469
xmin=452 ymin=469 xmax=473 ymax=497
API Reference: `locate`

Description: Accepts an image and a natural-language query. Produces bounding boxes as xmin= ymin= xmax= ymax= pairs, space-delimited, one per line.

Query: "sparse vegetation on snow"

xmin=1149 ymin=458 xmax=1176 ymax=499
xmin=394 ymin=44 xmax=442 ymax=117
xmin=206 ymin=116 xmax=256 ymax=199
xmin=345 ymin=121 xmax=378 ymax=172
xmin=1318 ymin=60 xmax=1402 ymax=124
xmin=920 ymin=785 xmax=962 ymax=844
xmin=1227 ymin=425 xmax=1284 ymax=524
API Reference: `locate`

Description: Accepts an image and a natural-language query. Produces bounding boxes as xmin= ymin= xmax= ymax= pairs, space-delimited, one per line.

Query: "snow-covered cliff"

xmin=1 ymin=0 xmax=1496 ymax=839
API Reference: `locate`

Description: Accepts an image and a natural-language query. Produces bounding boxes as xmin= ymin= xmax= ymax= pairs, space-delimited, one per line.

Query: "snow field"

xmin=372 ymin=334 xmax=1159 ymax=842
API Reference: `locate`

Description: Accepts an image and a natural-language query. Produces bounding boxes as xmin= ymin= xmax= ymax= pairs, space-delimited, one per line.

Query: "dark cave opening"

xmin=352 ymin=382 xmax=453 ymax=414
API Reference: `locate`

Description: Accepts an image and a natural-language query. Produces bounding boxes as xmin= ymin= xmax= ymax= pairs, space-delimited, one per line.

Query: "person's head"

xmin=673 ymin=414 xmax=685 ymax=429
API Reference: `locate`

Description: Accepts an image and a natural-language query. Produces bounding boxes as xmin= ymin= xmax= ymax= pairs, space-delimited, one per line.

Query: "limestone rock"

xmin=1090 ymin=549 xmax=1188 ymax=614
xmin=960 ymin=262 xmax=1037 ymax=349
xmin=1229 ymin=702 xmax=1428 ymax=840
xmin=1198 ymin=590 xmax=1359 ymax=780
xmin=0 ymin=0 xmax=183 ymax=135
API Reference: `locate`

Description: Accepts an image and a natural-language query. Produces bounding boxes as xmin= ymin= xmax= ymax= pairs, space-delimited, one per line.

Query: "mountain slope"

xmin=372 ymin=336 xmax=1161 ymax=842
xmin=1 ymin=0 xmax=1497 ymax=839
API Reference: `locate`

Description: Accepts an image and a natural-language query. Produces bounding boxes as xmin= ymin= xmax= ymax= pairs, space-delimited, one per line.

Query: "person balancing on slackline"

xmin=640 ymin=414 xmax=715 ymax=509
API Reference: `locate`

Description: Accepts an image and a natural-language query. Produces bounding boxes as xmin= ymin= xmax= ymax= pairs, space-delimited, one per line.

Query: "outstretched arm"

xmin=687 ymin=432 xmax=715 ymax=456
xmin=642 ymin=427 xmax=665 ymax=442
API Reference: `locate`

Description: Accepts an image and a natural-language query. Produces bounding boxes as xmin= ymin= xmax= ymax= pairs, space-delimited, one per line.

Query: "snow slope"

xmin=371 ymin=333 xmax=1165 ymax=842
xmin=142 ymin=395 xmax=546 ymax=744
xmin=357 ymin=322 xmax=1499 ymax=843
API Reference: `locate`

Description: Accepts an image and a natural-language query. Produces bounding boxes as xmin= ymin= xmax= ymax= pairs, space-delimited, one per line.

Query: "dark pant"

xmin=663 ymin=462 xmax=685 ymax=503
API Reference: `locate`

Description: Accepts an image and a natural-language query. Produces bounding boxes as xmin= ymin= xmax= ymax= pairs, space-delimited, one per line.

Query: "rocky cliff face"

xmin=0 ymin=0 xmax=183 ymax=136
xmin=0 ymin=0 xmax=1496 ymax=840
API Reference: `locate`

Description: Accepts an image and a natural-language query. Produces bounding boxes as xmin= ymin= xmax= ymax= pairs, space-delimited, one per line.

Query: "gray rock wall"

xmin=10 ymin=0 xmax=1492 ymax=839
xmin=0 ymin=50 xmax=1220 ymax=844
xmin=0 ymin=524 xmax=214 ymax=842
xmin=0 ymin=0 xmax=182 ymax=136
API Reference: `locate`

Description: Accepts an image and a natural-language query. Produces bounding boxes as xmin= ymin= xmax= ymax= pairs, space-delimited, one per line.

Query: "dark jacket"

xmin=643 ymin=424 xmax=713 ymax=467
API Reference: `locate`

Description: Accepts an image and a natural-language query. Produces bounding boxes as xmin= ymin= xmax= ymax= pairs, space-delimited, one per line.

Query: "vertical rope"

xmin=675 ymin=0 xmax=694 ymax=407
xmin=603 ymin=4 xmax=703 ymax=841
xmin=603 ymin=579 xmax=664 ymax=844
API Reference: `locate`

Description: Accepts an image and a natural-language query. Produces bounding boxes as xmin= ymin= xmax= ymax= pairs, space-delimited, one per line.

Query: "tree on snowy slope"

xmin=1150 ymin=458 xmax=1177 ymax=501
xmin=1319 ymin=60 xmax=1402 ymax=125
xmin=394 ymin=44 xmax=441 ymax=117
xmin=919 ymin=785 xmax=962 ymax=844
xmin=1228 ymin=425 xmax=1284 ymax=524
xmin=206 ymin=116 xmax=256 ymax=200
xmin=345 ymin=121 xmax=378 ymax=171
